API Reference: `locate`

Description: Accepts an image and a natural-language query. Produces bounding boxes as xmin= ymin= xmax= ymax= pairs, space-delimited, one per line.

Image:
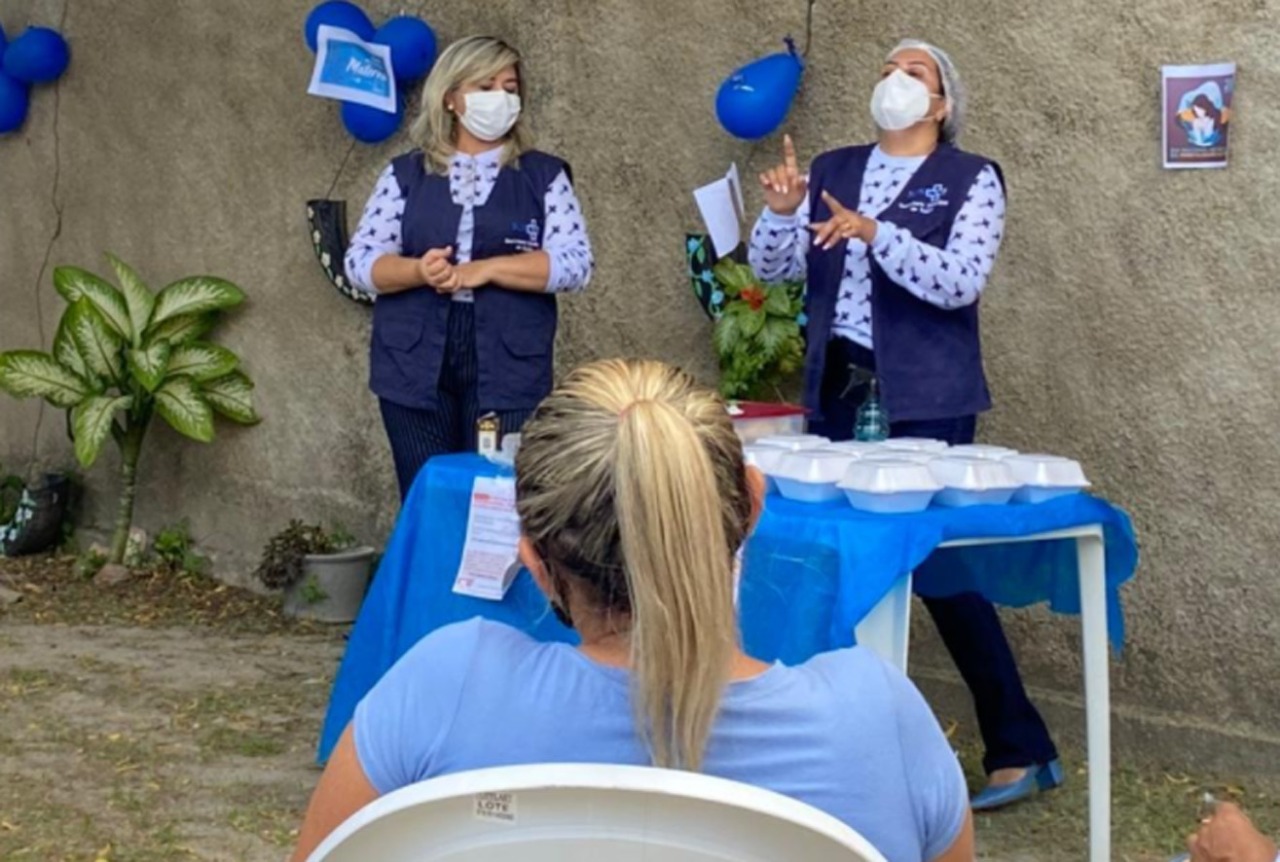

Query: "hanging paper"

xmin=1162 ymin=62 xmax=1235 ymax=170
xmin=693 ymin=163 xmax=746 ymax=258
xmin=308 ymin=24 xmax=398 ymax=113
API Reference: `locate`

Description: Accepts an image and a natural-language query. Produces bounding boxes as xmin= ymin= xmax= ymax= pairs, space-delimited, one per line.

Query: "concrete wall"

xmin=2 ymin=0 xmax=1278 ymax=770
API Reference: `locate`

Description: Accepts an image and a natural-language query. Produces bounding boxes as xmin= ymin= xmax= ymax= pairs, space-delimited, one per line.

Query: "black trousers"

xmin=814 ymin=338 xmax=1059 ymax=773
xmin=378 ymin=303 xmax=531 ymax=502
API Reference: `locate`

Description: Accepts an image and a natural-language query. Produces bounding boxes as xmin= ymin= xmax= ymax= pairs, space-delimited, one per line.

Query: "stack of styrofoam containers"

xmin=772 ymin=450 xmax=860 ymax=503
xmin=838 ymin=459 xmax=942 ymax=513
xmin=1006 ymin=454 xmax=1091 ymax=503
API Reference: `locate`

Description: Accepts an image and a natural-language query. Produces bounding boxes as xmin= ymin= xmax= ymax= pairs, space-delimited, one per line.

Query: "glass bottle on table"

xmin=854 ymin=378 xmax=889 ymax=442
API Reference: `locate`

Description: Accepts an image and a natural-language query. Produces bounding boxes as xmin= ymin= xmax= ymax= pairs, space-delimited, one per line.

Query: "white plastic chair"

xmin=306 ymin=763 xmax=889 ymax=862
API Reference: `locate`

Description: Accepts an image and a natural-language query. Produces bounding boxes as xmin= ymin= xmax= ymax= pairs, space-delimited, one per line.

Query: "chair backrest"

xmin=307 ymin=763 xmax=889 ymax=862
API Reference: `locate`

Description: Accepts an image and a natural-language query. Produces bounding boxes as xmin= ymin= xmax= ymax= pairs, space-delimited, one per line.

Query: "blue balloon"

xmin=715 ymin=42 xmax=804 ymax=140
xmin=373 ymin=16 xmax=437 ymax=82
xmin=341 ymin=96 xmax=403 ymax=144
xmin=3 ymin=27 xmax=70 ymax=85
xmin=305 ymin=1 xmax=375 ymax=52
xmin=0 ymin=72 xmax=30 ymax=134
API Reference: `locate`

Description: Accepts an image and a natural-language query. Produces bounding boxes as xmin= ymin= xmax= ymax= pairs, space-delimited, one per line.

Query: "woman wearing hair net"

xmin=749 ymin=39 xmax=1061 ymax=811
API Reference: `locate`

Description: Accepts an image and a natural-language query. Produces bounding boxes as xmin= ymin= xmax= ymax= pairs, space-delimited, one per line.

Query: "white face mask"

xmin=458 ymin=91 xmax=522 ymax=142
xmin=870 ymin=69 xmax=939 ymax=132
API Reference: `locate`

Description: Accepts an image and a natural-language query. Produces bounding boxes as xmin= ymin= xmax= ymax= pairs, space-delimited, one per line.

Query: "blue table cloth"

xmin=319 ymin=454 xmax=1138 ymax=762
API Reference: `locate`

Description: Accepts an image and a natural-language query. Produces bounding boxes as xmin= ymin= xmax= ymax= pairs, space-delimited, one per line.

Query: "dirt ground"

xmin=1 ymin=555 xmax=1277 ymax=861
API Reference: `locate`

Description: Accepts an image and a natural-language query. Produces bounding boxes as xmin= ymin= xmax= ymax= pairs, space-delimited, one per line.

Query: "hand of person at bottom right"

xmin=1187 ymin=802 xmax=1278 ymax=862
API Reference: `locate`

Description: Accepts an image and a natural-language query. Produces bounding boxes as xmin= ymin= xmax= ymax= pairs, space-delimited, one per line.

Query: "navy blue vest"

xmin=368 ymin=149 xmax=568 ymax=411
xmin=805 ymin=143 xmax=1001 ymax=423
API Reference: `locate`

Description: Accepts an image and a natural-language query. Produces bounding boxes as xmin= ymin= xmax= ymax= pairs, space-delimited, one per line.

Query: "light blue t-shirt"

xmin=354 ymin=619 xmax=967 ymax=862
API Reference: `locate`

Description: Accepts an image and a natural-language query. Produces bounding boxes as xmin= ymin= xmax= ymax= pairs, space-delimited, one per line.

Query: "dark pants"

xmin=379 ymin=303 xmax=532 ymax=502
xmin=814 ymin=338 xmax=1059 ymax=773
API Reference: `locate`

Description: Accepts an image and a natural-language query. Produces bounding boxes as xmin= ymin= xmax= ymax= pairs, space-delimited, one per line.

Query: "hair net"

xmin=888 ymin=39 xmax=965 ymax=143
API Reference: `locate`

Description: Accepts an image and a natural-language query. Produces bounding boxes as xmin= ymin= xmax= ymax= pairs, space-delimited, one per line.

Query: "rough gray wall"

xmin=2 ymin=0 xmax=1278 ymax=770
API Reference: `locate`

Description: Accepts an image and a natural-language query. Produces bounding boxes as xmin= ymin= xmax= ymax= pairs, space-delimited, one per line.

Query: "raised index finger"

xmin=821 ymin=191 xmax=850 ymax=215
xmin=783 ymin=134 xmax=799 ymax=174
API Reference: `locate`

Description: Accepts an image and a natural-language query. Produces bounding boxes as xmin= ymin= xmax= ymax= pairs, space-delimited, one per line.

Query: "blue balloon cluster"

xmin=304 ymin=1 xmax=437 ymax=144
xmin=0 ymin=23 xmax=71 ymax=135
xmin=716 ymin=38 xmax=804 ymax=141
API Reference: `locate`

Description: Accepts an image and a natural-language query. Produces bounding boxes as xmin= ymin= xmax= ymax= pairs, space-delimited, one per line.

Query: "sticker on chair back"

xmin=474 ymin=792 xmax=517 ymax=824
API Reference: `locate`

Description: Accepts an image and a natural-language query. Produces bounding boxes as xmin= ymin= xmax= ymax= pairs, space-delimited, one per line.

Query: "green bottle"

xmin=854 ymin=379 xmax=889 ymax=442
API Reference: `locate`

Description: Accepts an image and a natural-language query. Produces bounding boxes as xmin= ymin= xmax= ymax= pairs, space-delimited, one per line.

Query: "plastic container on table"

xmin=947 ymin=444 xmax=1019 ymax=460
xmin=742 ymin=444 xmax=789 ymax=493
xmin=820 ymin=441 xmax=886 ymax=456
xmin=838 ymin=459 xmax=942 ymax=514
xmin=928 ymin=456 xmax=1020 ymax=507
xmin=729 ymin=402 xmax=808 ymax=444
xmin=1006 ymin=454 xmax=1091 ymax=503
xmin=773 ymin=450 xmax=859 ymax=503
xmin=883 ymin=437 xmax=950 ymax=453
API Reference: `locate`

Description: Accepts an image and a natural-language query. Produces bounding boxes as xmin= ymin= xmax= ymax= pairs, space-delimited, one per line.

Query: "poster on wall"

xmin=1161 ymin=62 xmax=1236 ymax=170
xmin=307 ymin=24 xmax=397 ymax=113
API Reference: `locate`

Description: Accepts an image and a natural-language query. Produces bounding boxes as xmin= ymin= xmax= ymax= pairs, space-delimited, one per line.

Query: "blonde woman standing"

xmin=345 ymin=36 xmax=593 ymax=500
xmin=293 ymin=359 xmax=975 ymax=862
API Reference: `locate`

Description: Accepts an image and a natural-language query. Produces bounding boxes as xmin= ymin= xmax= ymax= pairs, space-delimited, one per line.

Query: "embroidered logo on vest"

xmin=505 ymin=218 xmax=542 ymax=251
xmin=899 ymin=183 xmax=949 ymax=215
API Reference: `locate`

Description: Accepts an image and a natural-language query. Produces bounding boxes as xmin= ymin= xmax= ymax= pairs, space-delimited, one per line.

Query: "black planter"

xmin=0 ymin=474 xmax=71 ymax=557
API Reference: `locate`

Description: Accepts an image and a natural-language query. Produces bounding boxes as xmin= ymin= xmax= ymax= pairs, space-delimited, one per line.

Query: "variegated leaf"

xmin=52 ymin=314 xmax=90 ymax=382
xmin=53 ymin=266 xmax=133 ymax=341
xmin=71 ymin=394 xmax=132 ymax=467
xmin=151 ymin=277 xmax=245 ymax=328
xmin=106 ymin=253 xmax=155 ymax=346
xmin=0 ymin=350 xmax=91 ymax=408
xmin=146 ymin=313 xmax=216 ymax=347
xmin=166 ymin=342 xmax=239 ymax=383
xmin=127 ymin=341 xmax=171 ymax=392
xmin=67 ymin=300 xmax=125 ymax=382
xmin=155 ymin=376 xmax=215 ymax=442
xmin=201 ymin=371 xmax=260 ymax=425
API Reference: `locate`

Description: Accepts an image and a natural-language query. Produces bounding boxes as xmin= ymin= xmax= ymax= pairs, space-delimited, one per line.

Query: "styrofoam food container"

xmin=838 ymin=459 xmax=942 ymax=514
xmin=860 ymin=450 xmax=939 ymax=465
xmin=742 ymin=444 xmax=788 ymax=493
xmin=773 ymin=450 xmax=858 ymax=503
xmin=754 ymin=434 xmax=831 ymax=451
xmin=928 ymin=456 xmax=1020 ymax=507
xmin=947 ymin=444 xmax=1019 ymax=460
xmin=1007 ymin=454 xmax=1091 ymax=503
xmin=820 ymin=441 xmax=886 ymax=456
xmin=883 ymin=437 xmax=950 ymax=453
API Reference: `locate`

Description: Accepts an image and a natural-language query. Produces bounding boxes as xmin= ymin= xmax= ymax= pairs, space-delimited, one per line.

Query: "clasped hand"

xmin=417 ymin=247 xmax=486 ymax=294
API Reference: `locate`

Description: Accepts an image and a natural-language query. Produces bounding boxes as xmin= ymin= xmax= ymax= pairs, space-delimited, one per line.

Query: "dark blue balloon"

xmin=715 ymin=43 xmax=804 ymax=140
xmin=2 ymin=27 xmax=70 ymax=85
xmin=0 ymin=72 xmax=30 ymax=134
xmin=341 ymin=96 xmax=403 ymax=144
xmin=373 ymin=16 xmax=437 ymax=82
xmin=305 ymin=1 xmax=375 ymax=52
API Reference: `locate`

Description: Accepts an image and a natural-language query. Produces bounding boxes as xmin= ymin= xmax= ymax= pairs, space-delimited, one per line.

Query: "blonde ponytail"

xmin=515 ymin=360 xmax=752 ymax=770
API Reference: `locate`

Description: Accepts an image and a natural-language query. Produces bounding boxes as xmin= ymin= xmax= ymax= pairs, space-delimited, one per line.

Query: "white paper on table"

xmin=452 ymin=476 xmax=523 ymax=601
xmin=693 ymin=163 xmax=747 ymax=258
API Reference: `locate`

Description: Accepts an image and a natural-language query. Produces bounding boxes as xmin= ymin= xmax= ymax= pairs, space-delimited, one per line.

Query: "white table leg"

xmin=1077 ymin=530 xmax=1110 ymax=862
xmin=853 ymin=572 xmax=913 ymax=673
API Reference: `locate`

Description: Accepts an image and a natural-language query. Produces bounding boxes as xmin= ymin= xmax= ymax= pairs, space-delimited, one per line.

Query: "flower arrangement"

xmin=686 ymin=235 xmax=807 ymax=401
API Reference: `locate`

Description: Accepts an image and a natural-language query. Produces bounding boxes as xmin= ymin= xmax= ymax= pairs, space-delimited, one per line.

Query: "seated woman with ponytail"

xmin=292 ymin=360 xmax=975 ymax=862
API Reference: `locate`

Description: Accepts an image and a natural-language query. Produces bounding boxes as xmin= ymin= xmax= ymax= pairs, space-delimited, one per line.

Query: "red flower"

xmin=741 ymin=285 xmax=766 ymax=311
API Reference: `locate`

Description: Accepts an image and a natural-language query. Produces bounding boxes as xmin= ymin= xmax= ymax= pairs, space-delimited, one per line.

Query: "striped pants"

xmin=379 ymin=303 xmax=532 ymax=502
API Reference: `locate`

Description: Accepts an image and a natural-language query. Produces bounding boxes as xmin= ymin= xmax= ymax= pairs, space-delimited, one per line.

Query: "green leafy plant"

xmin=710 ymin=259 xmax=807 ymax=401
xmin=298 ymin=575 xmax=329 ymax=606
xmin=254 ymin=521 xmax=354 ymax=591
xmin=153 ymin=520 xmax=210 ymax=577
xmin=0 ymin=255 xmax=261 ymax=565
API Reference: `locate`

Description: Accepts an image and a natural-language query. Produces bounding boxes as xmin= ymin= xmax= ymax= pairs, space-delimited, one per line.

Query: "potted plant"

xmin=685 ymin=235 xmax=807 ymax=400
xmin=254 ymin=521 xmax=376 ymax=623
xmin=0 ymin=468 xmax=74 ymax=557
xmin=0 ymin=254 xmax=261 ymax=568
